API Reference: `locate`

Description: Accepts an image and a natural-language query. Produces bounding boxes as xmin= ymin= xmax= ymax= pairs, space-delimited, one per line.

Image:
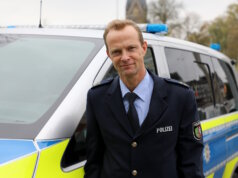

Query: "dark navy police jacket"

xmin=84 ymin=72 xmax=204 ymax=178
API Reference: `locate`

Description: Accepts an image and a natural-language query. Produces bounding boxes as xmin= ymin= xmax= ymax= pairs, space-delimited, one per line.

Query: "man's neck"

xmin=120 ymin=69 xmax=146 ymax=92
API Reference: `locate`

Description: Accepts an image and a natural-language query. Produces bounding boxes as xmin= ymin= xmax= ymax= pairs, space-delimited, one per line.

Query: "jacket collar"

xmin=136 ymin=72 xmax=168 ymax=137
xmin=106 ymin=72 xmax=168 ymax=138
xmin=106 ymin=76 xmax=134 ymax=136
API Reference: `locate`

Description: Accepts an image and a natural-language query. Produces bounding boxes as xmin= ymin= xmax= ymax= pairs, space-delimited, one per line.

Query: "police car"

xmin=0 ymin=24 xmax=238 ymax=178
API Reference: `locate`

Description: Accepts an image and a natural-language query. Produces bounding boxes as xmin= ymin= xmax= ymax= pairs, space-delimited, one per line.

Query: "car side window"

xmin=211 ymin=58 xmax=238 ymax=112
xmin=165 ymin=47 xmax=216 ymax=120
xmin=103 ymin=47 xmax=157 ymax=79
xmin=199 ymin=54 xmax=229 ymax=116
xmin=61 ymin=113 xmax=87 ymax=168
xmin=144 ymin=47 xmax=157 ymax=74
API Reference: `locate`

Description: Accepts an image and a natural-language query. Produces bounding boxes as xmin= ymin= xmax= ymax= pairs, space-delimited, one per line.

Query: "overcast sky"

xmin=0 ymin=0 xmax=237 ymax=26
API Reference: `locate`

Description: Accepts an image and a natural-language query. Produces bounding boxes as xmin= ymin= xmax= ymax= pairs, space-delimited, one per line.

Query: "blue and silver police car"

xmin=0 ymin=24 xmax=238 ymax=178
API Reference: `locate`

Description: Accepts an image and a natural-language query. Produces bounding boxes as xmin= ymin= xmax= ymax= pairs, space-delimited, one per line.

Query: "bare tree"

xmin=182 ymin=13 xmax=202 ymax=39
xmin=186 ymin=22 xmax=211 ymax=46
xmin=148 ymin=0 xmax=183 ymax=24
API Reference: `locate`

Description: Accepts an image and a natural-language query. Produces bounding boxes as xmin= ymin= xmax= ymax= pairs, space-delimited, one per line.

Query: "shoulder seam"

xmin=91 ymin=77 xmax=114 ymax=89
xmin=163 ymin=78 xmax=190 ymax=89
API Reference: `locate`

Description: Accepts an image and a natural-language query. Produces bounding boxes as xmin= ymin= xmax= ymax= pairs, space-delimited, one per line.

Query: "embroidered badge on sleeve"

xmin=192 ymin=121 xmax=202 ymax=140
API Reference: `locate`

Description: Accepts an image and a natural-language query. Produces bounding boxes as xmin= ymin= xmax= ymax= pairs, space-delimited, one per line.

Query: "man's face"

xmin=106 ymin=26 xmax=147 ymax=80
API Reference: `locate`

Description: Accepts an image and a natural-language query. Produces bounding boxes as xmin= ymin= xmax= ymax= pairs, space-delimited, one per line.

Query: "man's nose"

xmin=121 ymin=50 xmax=129 ymax=61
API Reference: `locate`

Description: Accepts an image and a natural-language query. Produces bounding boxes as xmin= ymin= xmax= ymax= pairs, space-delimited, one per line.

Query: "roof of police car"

xmin=0 ymin=26 xmax=165 ymax=39
xmin=0 ymin=27 xmax=230 ymax=62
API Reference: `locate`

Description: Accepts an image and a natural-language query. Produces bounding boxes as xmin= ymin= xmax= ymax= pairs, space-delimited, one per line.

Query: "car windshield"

xmin=0 ymin=34 xmax=102 ymax=124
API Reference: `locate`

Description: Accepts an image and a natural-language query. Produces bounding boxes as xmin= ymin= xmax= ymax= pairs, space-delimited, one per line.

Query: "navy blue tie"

xmin=125 ymin=92 xmax=140 ymax=133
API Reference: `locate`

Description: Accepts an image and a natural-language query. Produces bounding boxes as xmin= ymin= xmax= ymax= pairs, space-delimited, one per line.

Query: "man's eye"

xmin=111 ymin=51 xmax=120 ymax=56
xmin=128 ymin=46 xmax=136 ymax=51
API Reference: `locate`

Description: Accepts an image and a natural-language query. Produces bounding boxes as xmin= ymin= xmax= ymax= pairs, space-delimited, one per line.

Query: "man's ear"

xmin=142 ymin=41 xmax=148 ymax=55
xmin=106 ymin=50 xmax=112 ymax=60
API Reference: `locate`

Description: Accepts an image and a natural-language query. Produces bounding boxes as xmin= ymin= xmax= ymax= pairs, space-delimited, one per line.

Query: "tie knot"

xmin=125 ymin=92 xmax=138 ymax=103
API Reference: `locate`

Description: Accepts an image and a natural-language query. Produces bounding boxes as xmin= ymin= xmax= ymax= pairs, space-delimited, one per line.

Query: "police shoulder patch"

xmin=164 ymin=78 xmax=189 ymax=88
xmin=192 ymin=121 xmax=202 ymax=140
xmin=92 ymin=77 xmax=114 ymax=89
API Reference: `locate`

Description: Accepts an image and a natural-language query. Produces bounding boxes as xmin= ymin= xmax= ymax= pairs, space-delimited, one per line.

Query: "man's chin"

xmin=121 ymin=70 xmax=137 ymax=77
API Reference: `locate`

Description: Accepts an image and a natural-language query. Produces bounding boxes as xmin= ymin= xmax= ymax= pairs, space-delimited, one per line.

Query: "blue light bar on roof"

xmin=7 ymin=25 xmax=16 ymax=28
xmin=210 ymin=43 xmax=221 ymax=51
xmin=146 ymin=24 xmax=168 ymax=34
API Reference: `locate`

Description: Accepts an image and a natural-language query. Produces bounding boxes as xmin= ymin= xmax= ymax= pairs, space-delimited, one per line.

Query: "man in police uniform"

xmin=84 ymin=19 xmax=204 ymax=178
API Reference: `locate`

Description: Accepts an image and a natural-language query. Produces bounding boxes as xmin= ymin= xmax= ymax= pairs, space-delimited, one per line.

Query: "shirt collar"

xmin=120 ymin=71 xmax=152 ymax=102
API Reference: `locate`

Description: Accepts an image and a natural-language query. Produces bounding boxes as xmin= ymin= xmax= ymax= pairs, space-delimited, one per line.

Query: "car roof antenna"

xmin=39 ymin=0 xmax=43 ymax=28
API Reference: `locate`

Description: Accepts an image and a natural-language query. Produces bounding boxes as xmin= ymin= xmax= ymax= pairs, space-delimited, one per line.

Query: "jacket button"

xmin=132 ymin=170 xmax=137 ymax=176
xmin=131 ymin=141 xmax=137 ymax=148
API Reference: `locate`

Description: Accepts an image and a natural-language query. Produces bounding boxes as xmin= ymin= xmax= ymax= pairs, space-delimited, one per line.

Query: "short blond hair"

xmin=103 ymin=19 xmax=144 ymax=50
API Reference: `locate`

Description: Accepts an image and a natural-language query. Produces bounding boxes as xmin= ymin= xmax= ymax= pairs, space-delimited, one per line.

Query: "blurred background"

xmin=0 ymin=0 xmax=238 ymax=67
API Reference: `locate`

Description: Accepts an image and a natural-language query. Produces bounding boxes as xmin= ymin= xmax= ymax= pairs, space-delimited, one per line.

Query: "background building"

xmin=126 ymin=0 xmax=147 ymax=23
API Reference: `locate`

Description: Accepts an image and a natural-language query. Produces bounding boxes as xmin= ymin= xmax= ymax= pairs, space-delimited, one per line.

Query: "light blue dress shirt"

xmin=120 ymin=71 xmax=154 ymax=126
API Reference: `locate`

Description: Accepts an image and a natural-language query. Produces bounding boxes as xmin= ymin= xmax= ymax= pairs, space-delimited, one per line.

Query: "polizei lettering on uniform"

xmin=156 ymin=126 xmax=173 ymax=133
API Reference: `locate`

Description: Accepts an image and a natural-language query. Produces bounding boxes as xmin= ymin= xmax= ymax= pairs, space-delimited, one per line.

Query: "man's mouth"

xmin=120 ymin=63 xmax=134 ymax=68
